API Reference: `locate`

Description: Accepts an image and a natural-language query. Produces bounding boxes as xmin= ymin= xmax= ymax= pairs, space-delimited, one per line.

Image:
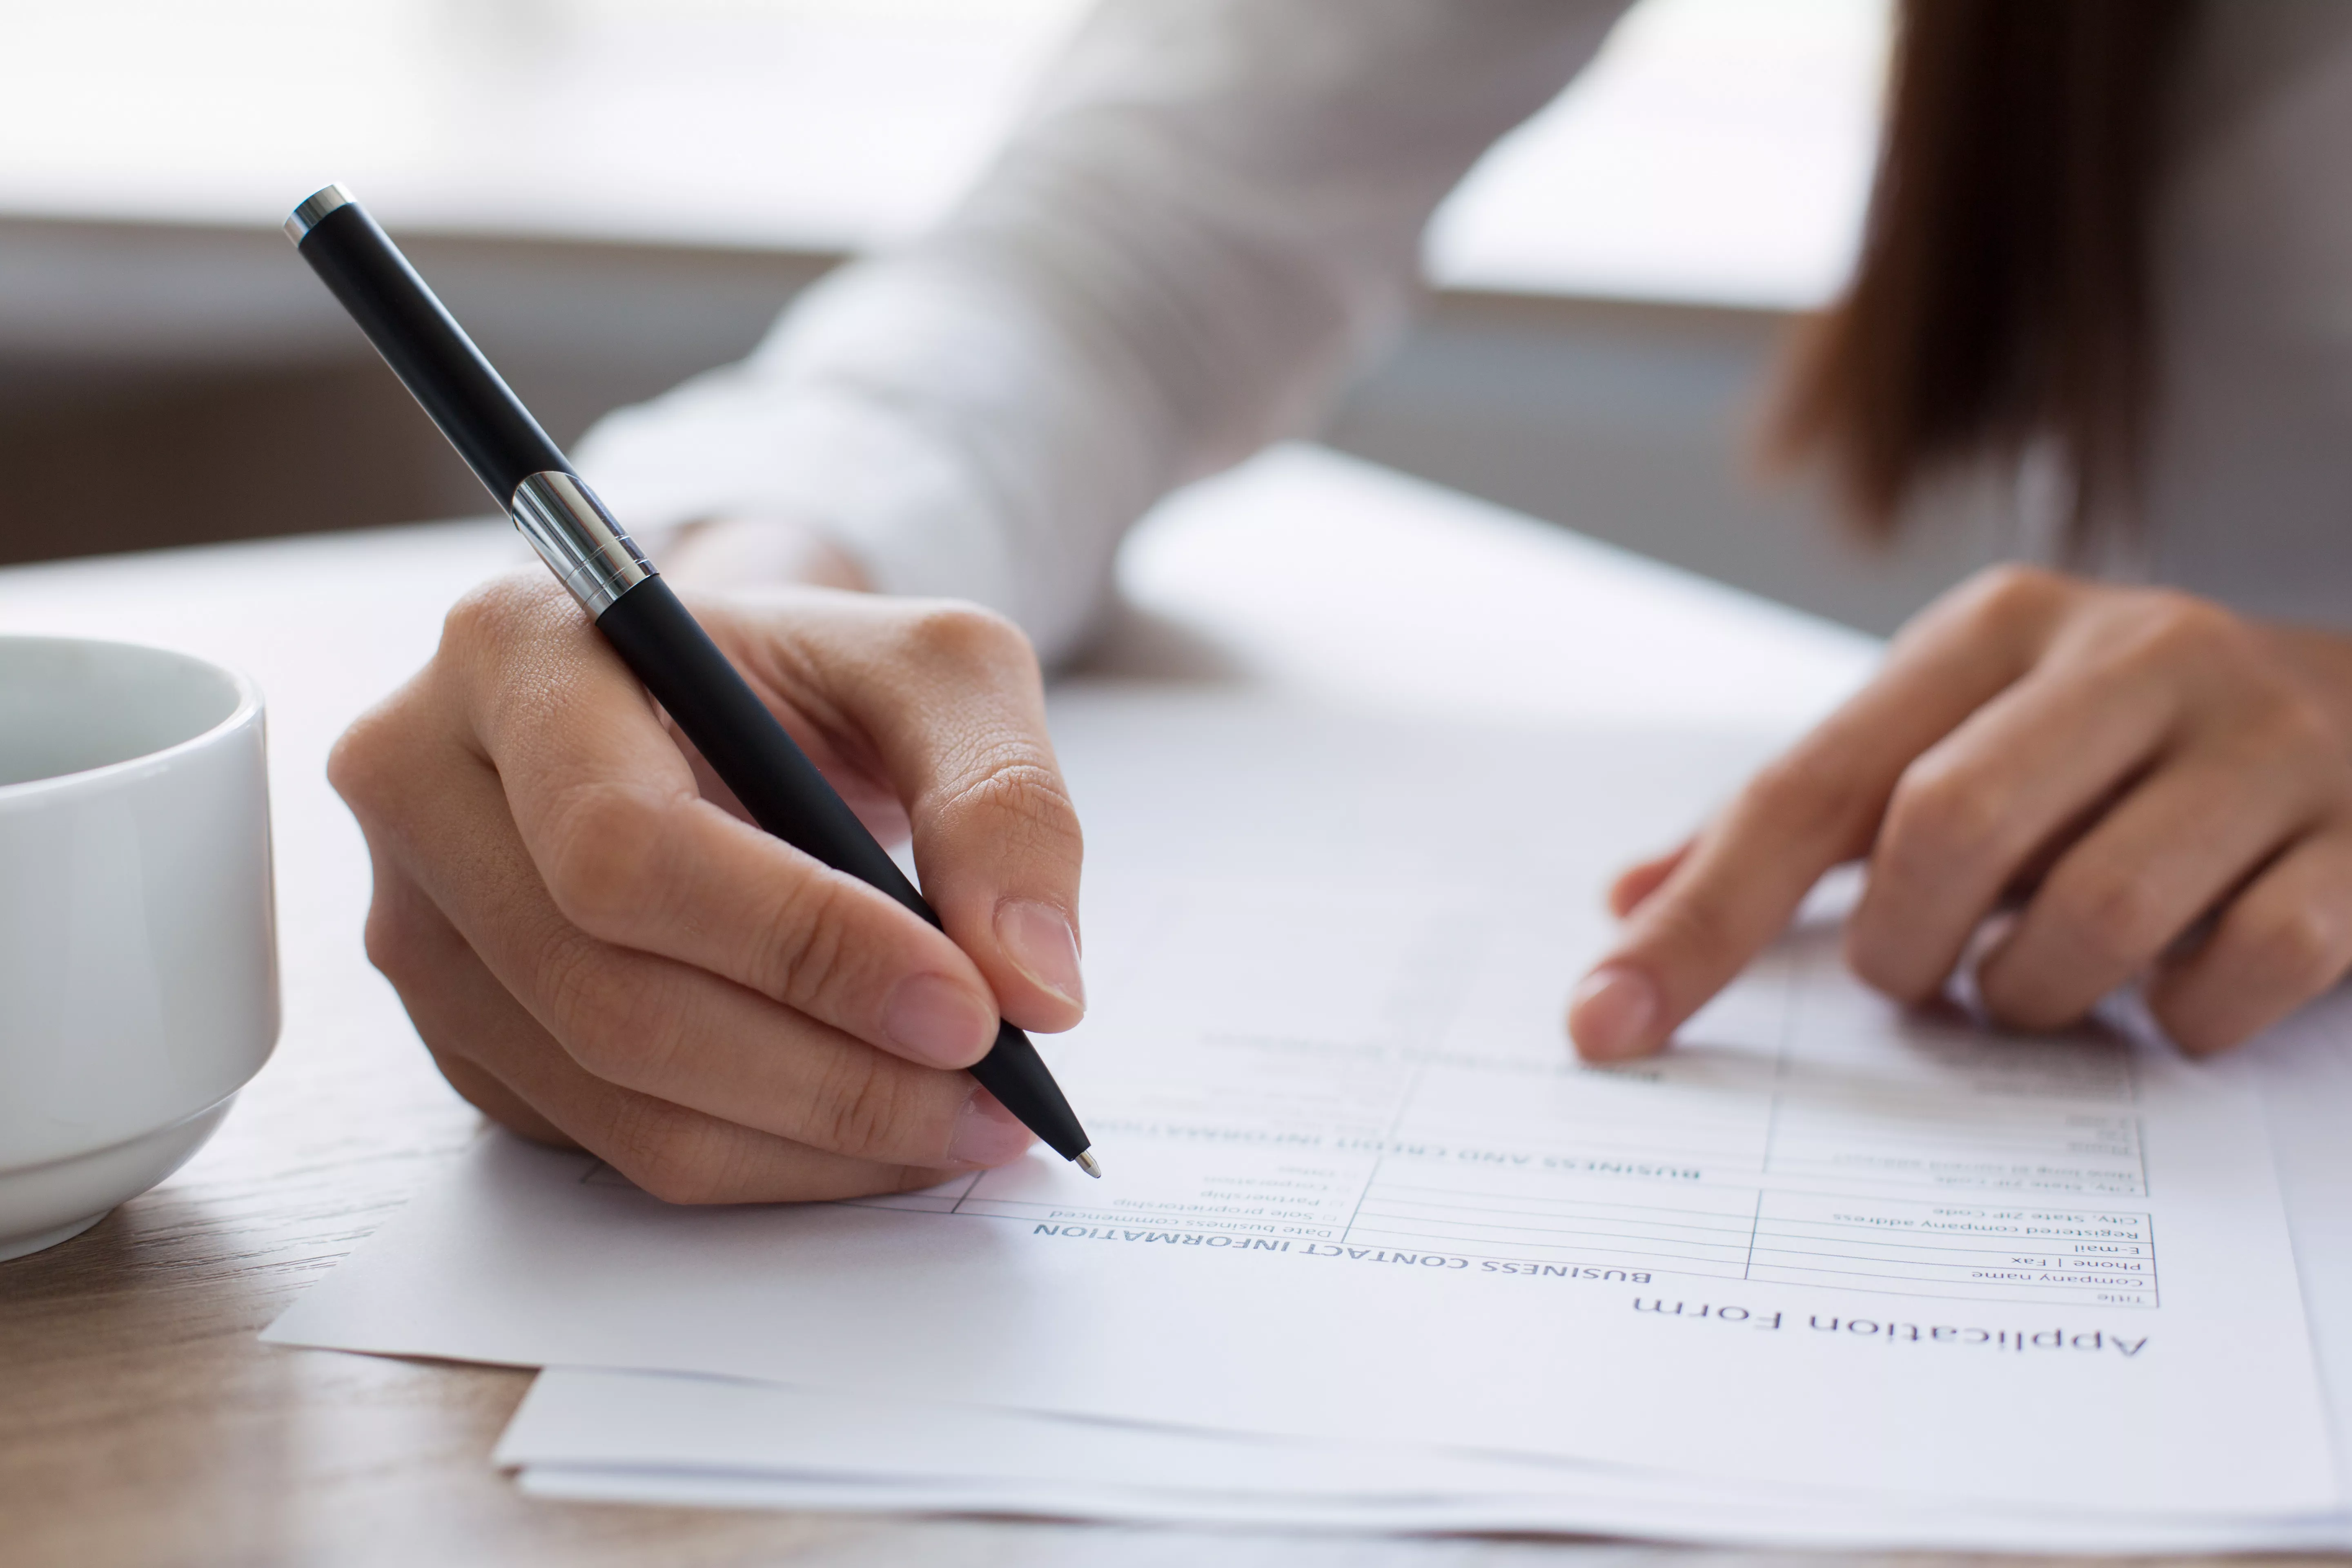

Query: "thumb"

xmin=919 ymin=747 xmax=1087 ymax=1036
xmin=802 ymin=598 xmax=1087 ymax=1034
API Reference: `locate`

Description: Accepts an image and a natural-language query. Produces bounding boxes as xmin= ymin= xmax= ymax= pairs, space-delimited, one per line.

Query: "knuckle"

xmin=325 ymin=697 xmax=419 ymax=819
xmin=1974 ymin=561 xmax=2059 ymax=606
xmin=440 ymin=572 xmax=551 ymax=655
xmin=2243 ymin=899 xmax=2347 ymax=993
xmin=1984 ymin=982 xmax=2080 ymax=1035
xmin=1953 ymin=564 xmax=2064 ymax=636
xmin=536 ymin=933 xmax=686 ymax=1088
xmin=1843 ymin=920 xmax=1929 ymax=1002
xmin=900 ymin=600 xmax=1036 ymax=675
xmin=440 ymin=575 xmax=590 ymax=710
xmin=532 ymin=931 xmax=611 ymax=1055
xmin=324 ymin=714 xmax=380 ymax=807
xmin=2115 ymin=590 xmax=2240 ymax=670
xmin=2152 ymin=999 xmax=2240 ymax=1058
xmin=608 ymin=1108 xmax=741 ymax=1206
xmin=2145 ymin=589 xmax=2230 ymax=642
xmin=2145 ymin=969 xmax=2228 ymax=1054
xmin=801 ymin=1050 xmax=918 ymax=1162
xmin=2247 ymin=692 xmax=2342 ymax=766
xmin=2040 ymin=865 xmax=2171 ymax=969
xmin=1880 ymin=761 xmax=2004 ymax=870
xmin=538 ymin=784 xmax=680 ymax=938
xmin=758 ymin=871 xmax=861 ymax=1009
xmin=935 ymin=752 xmax=1080 ymax=852
xmin=437 ymin=583 xmax=517 ymax=665
xmin=361 ymin=900 xmax=430 ymax=991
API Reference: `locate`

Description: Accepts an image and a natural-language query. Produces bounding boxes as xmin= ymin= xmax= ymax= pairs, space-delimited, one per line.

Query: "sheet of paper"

xmin=263 ymin=697 xmax=2343 ymax=1520
xmin=495 ymin=1360 xmax=1687 ymax=1503
xmin=500 ymin=1364 xmax=2352 ymax=1552
xmin=492 ymin=992 xmax=2352 ymax=1548
xmin=266 ymin=873 xmax=2336 ymax=1515
xmin=513 ymin=1464 xmax=2352 ymax=1555
xmin=2232 ymin=999 xmax=2352 ymax=1497
xmin=500 ymin=982 xmax=2352 ymax=1550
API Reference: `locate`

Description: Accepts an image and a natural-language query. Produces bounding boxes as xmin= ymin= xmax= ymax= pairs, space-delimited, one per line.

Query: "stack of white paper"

xmin=265 ymin=692 xmax=2352 ymax=1549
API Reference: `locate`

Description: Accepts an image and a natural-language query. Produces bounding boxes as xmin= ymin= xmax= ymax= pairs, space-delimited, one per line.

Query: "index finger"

xmin=447 ymin=575 xmax=1005 ymax=1071
xmin=1569 ymin=569 xmax=2060 ymax=1060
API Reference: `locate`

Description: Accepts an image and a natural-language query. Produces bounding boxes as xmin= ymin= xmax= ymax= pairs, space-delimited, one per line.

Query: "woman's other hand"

xmin=1571 ymin=566 xmax=2352 ymax=1060
xmin=331 ymin=557 xmax=1085 ymax=1203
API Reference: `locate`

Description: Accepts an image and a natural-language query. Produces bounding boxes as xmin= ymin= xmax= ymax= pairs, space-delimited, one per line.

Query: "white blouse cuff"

xmin=573 ymin=380 xmax=1025 ymax=625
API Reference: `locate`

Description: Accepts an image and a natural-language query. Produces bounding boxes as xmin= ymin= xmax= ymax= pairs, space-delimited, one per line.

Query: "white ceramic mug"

xmin=0 ymin=636 xmax=278 ymax=1261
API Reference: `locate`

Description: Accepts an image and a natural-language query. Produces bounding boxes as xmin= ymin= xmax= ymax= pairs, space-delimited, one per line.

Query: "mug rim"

xmin=0 ymin=634 xmax=264 ymax=806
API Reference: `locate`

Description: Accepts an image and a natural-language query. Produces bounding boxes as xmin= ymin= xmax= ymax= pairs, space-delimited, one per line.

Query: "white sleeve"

xmin=573 ymin=0 xmax=1632 ymax=663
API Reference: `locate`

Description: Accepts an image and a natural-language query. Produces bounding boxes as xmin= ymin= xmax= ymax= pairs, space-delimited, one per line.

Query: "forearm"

xmin=577 ymin=0 xmax=1631 ymax=662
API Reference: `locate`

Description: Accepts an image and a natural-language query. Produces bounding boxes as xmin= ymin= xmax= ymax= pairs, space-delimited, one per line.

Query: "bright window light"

xmin=0 ymin=0 xmax=1884 ymax=307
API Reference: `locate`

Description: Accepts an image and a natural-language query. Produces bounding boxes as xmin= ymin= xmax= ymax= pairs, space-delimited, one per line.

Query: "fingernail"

xmin=882 ymin=973 xmax=996 ymax=1067
xmin=996 ymin=899 xmax=1085 ymax=1011
xmin=1569 ymin=964 xmax=1659 ymax=1061
xmin=946 ymin=1089 xmax=1034 ymax=1168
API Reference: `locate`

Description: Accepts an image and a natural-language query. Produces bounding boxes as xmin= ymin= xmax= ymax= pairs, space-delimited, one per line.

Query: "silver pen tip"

xmin=1075 ymin=1149 xmax=1102 ymax=1179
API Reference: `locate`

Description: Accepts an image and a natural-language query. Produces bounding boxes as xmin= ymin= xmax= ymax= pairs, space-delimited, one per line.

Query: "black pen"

xmin=286 ymin=184 xmax=1098 ymax=1178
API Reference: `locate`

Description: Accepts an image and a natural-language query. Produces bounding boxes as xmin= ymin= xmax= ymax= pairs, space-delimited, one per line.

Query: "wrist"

xmin=664 ymin=515 xmax=873 ymax=593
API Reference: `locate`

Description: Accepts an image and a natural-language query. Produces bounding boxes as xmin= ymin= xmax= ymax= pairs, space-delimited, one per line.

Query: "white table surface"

xmin=0 ymin=445 xmax=1887 ymax=1566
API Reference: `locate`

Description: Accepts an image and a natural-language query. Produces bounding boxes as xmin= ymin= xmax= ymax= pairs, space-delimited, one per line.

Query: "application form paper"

xmin=268 ymin=872 xmax=2338 ymax=1516
xmin=498 ymin=1361 xmax=2352 ymax=1552
xmin=499 ymin=991 xmax=2352 ymax=1546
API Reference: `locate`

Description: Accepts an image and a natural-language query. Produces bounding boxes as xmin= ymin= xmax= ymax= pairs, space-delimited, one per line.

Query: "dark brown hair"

xmin=1770 ymin=0 xmax=2196 ymax=543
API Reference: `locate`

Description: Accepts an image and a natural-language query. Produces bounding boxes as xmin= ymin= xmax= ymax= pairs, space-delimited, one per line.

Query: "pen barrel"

xmin=598 ymin=574 xmax=926 ymax=915
xmin=291 ymin=199 xmax=566 ymax=501
xmin=593 ymin=577 xmax=1093 ymax=1161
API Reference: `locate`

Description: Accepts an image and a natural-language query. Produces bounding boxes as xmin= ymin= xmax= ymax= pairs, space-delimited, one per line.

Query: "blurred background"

xmin=0 ymin=0 xmax=2018 ymax=635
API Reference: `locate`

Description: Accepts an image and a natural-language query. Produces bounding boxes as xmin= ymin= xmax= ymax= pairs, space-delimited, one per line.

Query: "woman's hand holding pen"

xmin=330 ymin=560 xmax=1088 ymax=1203
xmin=1573 ymin=566 xmax=2352 ymax=1061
